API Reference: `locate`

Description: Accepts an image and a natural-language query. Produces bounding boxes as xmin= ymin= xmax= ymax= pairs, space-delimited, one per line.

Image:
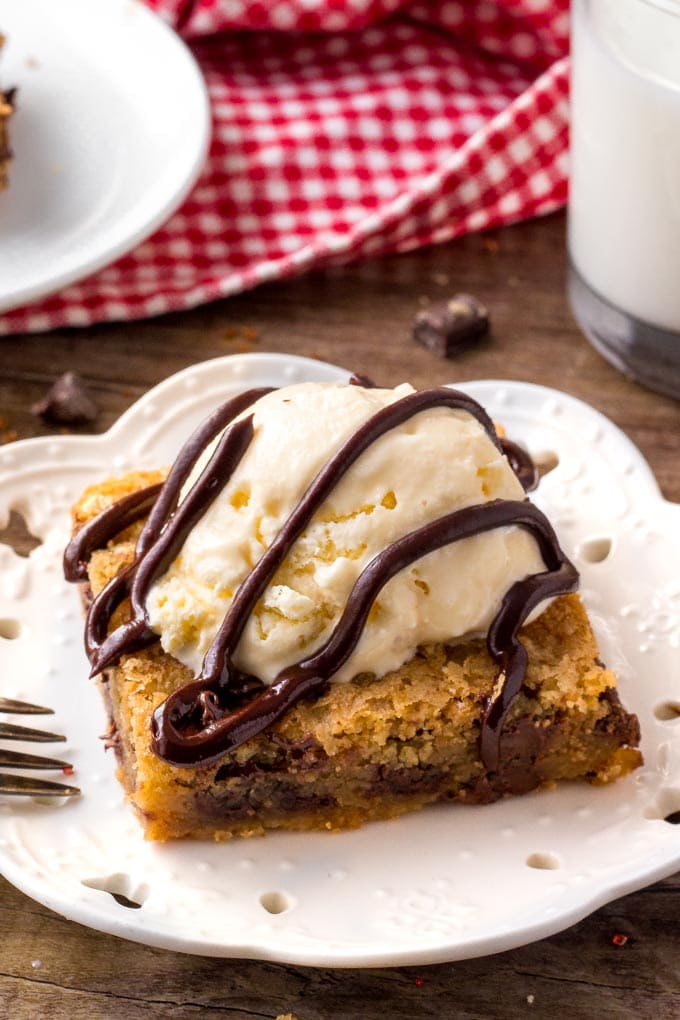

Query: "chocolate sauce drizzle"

xmin=65 ymin=385 xmax=577 ymax=774
xmin=499 ymin=438 xmax=539 ymax=493
xmin=63 ymin=484 xmax=163 ymax=583
xmin=76 ymin=387 xmax=272 ymax=667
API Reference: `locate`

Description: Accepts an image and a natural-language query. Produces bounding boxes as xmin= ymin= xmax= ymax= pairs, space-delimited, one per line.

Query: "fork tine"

xmin=0 ymin=721 xmax=66 ymax=742
xmin=0 ymin=773 xmax=80 ymax=797
xmin=0 ymin=696 xmax=54 ymax=715
xmin=0 ymin=749 xmax=72 ymax=770
xmin=0 ymin=699 xmax=79 ymax=797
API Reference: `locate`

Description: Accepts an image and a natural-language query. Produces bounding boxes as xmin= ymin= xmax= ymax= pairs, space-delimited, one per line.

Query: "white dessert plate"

xmin=0 ymin=0 xmax=210 ymax=314
xmin=0 ymin=353 xmax=678 ymax=966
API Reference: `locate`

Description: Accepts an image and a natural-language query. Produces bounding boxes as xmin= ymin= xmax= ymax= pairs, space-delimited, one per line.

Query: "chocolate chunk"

xmin=413 ymin=294 xmax=489 ymax=357
xmin=31 ymin=372 xmax=99 ymax=425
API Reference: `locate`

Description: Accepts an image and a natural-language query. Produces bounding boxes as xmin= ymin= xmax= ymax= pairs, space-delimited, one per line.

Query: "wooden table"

xmin=1 ymin=213 xmax=678 ymax=1019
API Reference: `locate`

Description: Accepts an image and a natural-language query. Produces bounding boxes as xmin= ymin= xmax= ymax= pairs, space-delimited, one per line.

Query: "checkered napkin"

xmin=0 ymin=0 xmax=570 ymax=335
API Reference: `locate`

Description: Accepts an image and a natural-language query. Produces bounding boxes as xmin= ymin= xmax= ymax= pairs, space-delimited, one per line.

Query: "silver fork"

xmin=0 ymin=697 xmax=81 ymax=797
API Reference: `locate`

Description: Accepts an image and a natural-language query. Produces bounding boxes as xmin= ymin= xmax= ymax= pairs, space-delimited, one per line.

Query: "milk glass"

xmin=568 ymin=0 xmax=680 ymax=399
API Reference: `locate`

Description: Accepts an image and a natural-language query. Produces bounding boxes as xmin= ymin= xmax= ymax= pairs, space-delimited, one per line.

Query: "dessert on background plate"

xmin=0 ymin=1 xmax=210 ymax=317
xmin=0 ymin=34 xmax=14 ymax=191
xmin=65 ymin=380 xmax=642 ymax=841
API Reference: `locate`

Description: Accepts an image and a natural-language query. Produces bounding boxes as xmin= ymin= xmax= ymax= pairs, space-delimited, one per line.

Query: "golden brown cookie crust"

xmin=72 ymin=472 xmax=642 ymax=841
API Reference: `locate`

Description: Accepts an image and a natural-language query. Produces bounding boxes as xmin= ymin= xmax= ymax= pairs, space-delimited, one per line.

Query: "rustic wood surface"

xmin=0 ymin=213 xmax=678 ymax=1020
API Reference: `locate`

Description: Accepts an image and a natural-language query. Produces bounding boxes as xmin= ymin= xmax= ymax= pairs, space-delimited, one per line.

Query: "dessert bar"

xmin=66 ymin=382 xmax=642 ymax=840
xmin=0 ymin=35 xmax=13 ymax=191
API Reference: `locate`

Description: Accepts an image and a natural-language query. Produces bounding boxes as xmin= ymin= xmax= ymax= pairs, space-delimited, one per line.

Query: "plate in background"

xmin=0 ymin=0 xmax=210 ymax=313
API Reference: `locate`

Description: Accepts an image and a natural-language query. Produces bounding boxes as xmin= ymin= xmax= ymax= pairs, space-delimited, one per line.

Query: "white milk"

xmin=569 ymin=0 xmax=680 ymax=333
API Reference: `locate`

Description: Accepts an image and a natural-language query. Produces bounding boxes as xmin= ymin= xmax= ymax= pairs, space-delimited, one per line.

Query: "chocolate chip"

xmin=31 ymin=372 xmax=99 ymax=425
xmin=413 ymin=294 xmax=489 ymax=357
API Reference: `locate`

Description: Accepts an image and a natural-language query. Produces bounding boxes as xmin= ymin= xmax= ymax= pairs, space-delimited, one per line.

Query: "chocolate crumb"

xmin=32 ymin=372 xmax=99 ymax=425
xmin=413 ymin=294 xmax=489 ymax=358
xmin=483 ymin=237 xmax=500 ymax=254
xmin=349 ymin=373 xmax=377 ymax=388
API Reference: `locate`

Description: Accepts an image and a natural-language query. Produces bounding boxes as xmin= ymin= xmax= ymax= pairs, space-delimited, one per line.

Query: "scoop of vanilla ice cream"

xmin=146 ymin=382 xmax=547 ymax=685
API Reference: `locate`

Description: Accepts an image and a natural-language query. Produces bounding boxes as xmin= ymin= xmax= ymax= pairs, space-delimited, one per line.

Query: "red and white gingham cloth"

xmin=0 ymin=0 xmax=570 ymax=335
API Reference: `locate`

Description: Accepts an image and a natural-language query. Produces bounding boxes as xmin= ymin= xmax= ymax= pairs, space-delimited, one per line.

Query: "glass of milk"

xmin=568 ymin=0 xmax=680 ymax=400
